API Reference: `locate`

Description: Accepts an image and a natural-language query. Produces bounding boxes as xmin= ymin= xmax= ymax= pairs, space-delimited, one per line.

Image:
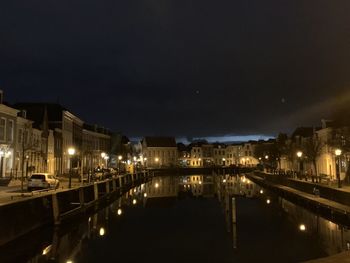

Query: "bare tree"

xmin=302 ymin=136 xmax=323 ymax=182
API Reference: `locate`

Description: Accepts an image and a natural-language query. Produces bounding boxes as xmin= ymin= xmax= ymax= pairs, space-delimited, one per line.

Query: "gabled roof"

xmin=143 ymin=137 xmax=176 ymax=147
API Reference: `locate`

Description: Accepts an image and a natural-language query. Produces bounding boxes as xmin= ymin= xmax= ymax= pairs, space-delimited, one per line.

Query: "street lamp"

xmin=296 ymin=151 xmax=303 ymax=177
xmin=155 ymin=157 xmax=159 ymax=168
xmin=68 ymin=147 xmax=76 ymax=188
xmin=118 ymin=155 xmax=122 ymax=174
xmin=335 ymin=149 xmax=342 ymax=188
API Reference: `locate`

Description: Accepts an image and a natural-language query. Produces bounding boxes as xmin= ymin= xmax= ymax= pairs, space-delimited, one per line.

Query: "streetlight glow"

xmin=297 ymin=151 xmax=303 ymax=158
xmin=335 ymin=149 xmax=342 ymax=156
xmin=68 ymin=147 xmax=75 ymax=156
xmin=117 ymin=208 xmax=122 ymax=216
xmin=299 ymin=224 xmax=306 ymax=231
xmin=99 ymin=227 xmax=105 ymax=236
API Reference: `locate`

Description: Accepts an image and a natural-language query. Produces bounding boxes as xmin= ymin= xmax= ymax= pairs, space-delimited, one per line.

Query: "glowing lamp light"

xmin=299 ymin=224 xmax=306 ymax=231
xmin=66 ymin=260 xmax=73 ymax=263
xmin=117 ymin=208 xmax=122 ymax=216
xmin=42 ymin=245 xmax=52 ymax=255
xmin=132 ymin=199 xmax=137 ymax=205
xmin=223 ymin=179 xmax=227 ymax=183
xmin=68 ymin=147 xmax=75 ymax=156
xmin=199 ymin=181 xmax=202 ymax=185
xmin=297 ymin=151 xmax=303 ymax=158
xmin=265 ymin=155 xmax=269 ymax=160
xmin=266 ymin=199 xmax=271 ymax=204
xmin=144 ymin=193 xmax=147 ymax=197
xmin=260 ymin=190 xmax=264 ymax=194
xmin=155 ymin=183 xmax=159 ymax=188
xmin=99 ymin=227 xmax=105 ymax=236
xmin=118 ymin=155 xmax=123 ymax=161
xmin=335 ymin=149 xmax=342 ymax=156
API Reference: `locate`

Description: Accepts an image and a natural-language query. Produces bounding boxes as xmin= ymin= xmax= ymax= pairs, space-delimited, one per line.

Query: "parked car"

xmin=27 ymin=173 xmax=59 ymax=191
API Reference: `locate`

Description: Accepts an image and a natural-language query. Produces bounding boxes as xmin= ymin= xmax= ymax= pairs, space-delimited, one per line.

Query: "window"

xmin=7 ymin=120 xmax=14 ymax=141
xmin=18 ymin=128 xmax=23 ymax=144
xmin=0 ymin=118 xmax=5 ymax=141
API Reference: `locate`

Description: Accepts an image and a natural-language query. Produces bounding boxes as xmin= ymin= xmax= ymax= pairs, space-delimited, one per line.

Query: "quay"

xmin=246 ymin=171 xmax=350 ymax=226
xmin=0 ymin=171 xmax=152 ymax=247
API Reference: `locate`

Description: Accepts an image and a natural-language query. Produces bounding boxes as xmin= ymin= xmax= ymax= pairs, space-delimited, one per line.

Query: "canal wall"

xmin=0 ymin=171 xmax=152 ymax=247
xmin=150 ymin=167 xmax=253 ymax=176
xmin=253 ymin=171 xmax=350 ymax=207
xmin=246 ymin=172 xmax=350 ymax=225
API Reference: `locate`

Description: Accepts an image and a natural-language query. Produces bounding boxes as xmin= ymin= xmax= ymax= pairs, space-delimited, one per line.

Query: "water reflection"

xmin=1 ymin=175 xmax=350 ymax=263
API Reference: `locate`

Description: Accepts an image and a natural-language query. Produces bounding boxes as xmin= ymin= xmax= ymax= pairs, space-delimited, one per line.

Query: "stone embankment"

xmin=0 ymin=171 xmax=152 ymax=246
xmin=246 ymin=171 xmax=350 ymax=225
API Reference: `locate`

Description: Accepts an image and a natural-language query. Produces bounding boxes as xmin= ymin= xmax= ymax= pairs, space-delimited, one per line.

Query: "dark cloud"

xmin=1 ymin=0 xmax=350 ymax=137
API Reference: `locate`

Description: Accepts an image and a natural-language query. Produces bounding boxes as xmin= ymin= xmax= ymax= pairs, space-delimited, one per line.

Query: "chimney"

xmin=20 ymin=110 xmax=27 ymax=119
xmin=0 ymin=90 xmax=3 ymax=104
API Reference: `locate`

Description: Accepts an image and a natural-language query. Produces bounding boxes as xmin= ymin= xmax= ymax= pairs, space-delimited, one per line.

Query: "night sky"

xmin=1 ymin=1 xmax=350 ymax=140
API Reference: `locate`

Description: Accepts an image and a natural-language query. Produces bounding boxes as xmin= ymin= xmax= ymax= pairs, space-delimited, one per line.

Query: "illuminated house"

xmin=141 ymin=137 xmax=177 ymax=168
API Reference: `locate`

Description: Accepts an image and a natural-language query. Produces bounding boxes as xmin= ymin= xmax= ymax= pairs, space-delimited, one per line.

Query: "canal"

xmin=1 ymin=174 xmax=350 ymax=263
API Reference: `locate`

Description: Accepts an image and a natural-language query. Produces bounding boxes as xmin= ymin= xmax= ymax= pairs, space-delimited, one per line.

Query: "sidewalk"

xmin=0 ymin=177 xmax=83 ymax=204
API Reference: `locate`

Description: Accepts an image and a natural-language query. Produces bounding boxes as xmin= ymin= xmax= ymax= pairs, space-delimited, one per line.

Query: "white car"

xmin=27 ymin=173 xmax=59 ymax=191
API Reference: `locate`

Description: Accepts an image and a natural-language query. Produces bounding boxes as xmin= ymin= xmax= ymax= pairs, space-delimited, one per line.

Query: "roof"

xmin=13 ymin=103 xmax=66 ymax=129
xmin=143 ymin=137 xmax=177 ymax=147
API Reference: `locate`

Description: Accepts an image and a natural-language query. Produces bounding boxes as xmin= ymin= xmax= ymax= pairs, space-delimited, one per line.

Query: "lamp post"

xmin=68 ymin=147 xmax=76 ymax=188
xmin=296 ymin=151 xmax=303 ymax=178
xmin=144 ymin=157 xmax=147 ymax=169
xmin=101 ymin=152 xmax=109 ymax=168
xmin=335 ymin=149 xmax=342 ymax=188
xmin=118 ymin=155 xmax=122 ymax=174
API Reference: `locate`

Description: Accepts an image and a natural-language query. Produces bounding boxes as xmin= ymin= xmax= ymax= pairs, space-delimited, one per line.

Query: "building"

xmin=13 ymin=103 xmax=84 ymax=176
xmin=82 ymin=124 xmax=111 ymax=174
xmin=141 ymin=137 xmax=177 ymax=168
xmin=0 ymin=91 xmax=18 ymax=177
xmin=213 ymin=143 xmax=226 ymax=166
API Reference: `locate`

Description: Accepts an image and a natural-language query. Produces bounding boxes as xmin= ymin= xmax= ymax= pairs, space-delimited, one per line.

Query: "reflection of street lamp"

xmin=335 ymin=149 xmax=342 ymax=188
xmin=68 ymin=147 xmax=76 ymax=188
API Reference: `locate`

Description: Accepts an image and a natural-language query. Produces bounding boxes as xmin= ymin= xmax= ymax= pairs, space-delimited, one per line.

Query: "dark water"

xmin=1 ymin=175 xmax=350 ymax=263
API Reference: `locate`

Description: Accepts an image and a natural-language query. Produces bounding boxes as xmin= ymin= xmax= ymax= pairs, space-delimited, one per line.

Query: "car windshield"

xmin=30 ymin=174 xmax=45 ymax=180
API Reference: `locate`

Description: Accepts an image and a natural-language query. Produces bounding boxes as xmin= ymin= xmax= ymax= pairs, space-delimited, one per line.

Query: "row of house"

xmin=140 ymin=136 xmax=272 ymax=168
xmin=0 ymin=90 xmax=129 ymax=178
xmin=279 ymin=120 xmax=350 ymax=182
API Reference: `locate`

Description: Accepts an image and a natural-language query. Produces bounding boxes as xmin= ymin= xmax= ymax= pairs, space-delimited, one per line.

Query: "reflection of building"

xmin=281 ymin=198 xmax=350 ymax=255
xmin=179 ymin=175 xmax=204 ymax=196
xmin=141 ymin=137 xmax=177 ymax=168
xmin=145 ymin=176 xmax=179 ymax=198
xmin=224 ymin=175 xmax=258 ymax=198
